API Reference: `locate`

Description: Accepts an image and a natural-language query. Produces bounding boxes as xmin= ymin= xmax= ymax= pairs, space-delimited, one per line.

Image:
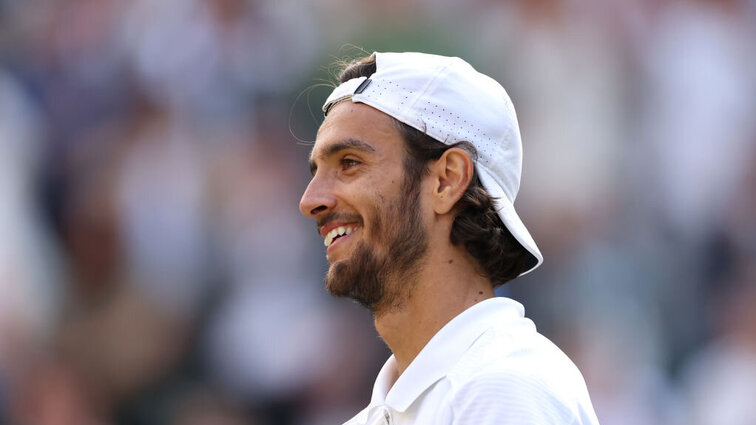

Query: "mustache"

xmin=317 ymin=212 xmax=363 ymax=232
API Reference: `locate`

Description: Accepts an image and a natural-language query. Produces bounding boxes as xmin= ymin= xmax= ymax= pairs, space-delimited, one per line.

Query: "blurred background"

xmin=1 ymin=0 xmax=755 ymax=424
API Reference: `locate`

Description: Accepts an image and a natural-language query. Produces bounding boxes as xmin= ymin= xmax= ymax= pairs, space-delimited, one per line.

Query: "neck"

xmin=373 ymin=243 xmax=494 ymax=376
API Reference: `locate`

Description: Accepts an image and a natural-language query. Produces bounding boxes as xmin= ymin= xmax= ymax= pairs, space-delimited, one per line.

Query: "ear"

xmin=429 ymin=147 xmax=474 ymax=215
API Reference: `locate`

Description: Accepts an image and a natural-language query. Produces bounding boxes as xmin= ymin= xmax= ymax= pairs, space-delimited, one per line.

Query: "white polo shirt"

xmin=342 ymin=297 xmax=600 ymax=425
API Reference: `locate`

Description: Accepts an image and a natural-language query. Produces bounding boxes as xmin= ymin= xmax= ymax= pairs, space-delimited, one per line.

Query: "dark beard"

xmin=325 ymin=175 xmax=427 ymax=312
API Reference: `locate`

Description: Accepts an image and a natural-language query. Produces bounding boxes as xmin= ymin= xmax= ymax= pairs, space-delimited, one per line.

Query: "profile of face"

xmin=300 ymin=102 xmax=428 ymax=311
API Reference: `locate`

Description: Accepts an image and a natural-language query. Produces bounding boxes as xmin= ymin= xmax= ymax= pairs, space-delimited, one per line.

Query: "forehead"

xmin=311 ymin=102 xmax=404 ymax=160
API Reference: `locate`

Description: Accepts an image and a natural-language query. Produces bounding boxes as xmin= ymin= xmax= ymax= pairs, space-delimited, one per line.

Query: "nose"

xmin=299 ymin=173 xmax=335 ymax=219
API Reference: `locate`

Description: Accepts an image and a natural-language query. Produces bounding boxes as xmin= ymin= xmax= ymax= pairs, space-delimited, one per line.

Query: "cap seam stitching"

xmin=401 ymin=64 xmax=450 ymax=123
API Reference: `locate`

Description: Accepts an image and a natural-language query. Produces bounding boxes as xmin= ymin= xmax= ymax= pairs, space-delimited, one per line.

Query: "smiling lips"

xmin=324 ymin=225 xmax=357 ymax=247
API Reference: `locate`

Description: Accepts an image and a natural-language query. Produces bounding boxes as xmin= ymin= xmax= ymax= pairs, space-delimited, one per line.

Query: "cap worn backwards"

xmin=323 ymin=52 xmax=543 ymax=276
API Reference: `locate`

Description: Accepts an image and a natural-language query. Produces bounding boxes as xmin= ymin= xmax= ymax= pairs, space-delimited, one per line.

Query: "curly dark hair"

xmin=337 ymin=55 xmax=536 ymax=286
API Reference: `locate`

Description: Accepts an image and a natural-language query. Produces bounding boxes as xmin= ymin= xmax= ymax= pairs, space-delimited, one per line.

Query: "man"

xmin=300 ymin=52 xmax=599 ymax=425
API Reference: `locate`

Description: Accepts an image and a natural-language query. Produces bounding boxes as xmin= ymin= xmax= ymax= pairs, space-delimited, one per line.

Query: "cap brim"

xmin=476 ymin=165 xmax=543 ymax=276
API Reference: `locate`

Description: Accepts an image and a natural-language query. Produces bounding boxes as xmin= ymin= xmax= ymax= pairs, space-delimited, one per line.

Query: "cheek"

xmin=349 ymin=189 xmax=396 ymax=248
xmin=352 ymin=164 xmax=406 ymax=235
xmin=360 ymin=193 xmax=386 ymax=238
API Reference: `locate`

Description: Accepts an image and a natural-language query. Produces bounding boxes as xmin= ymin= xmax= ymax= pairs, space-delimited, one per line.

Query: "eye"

xmin=340 ymin=157 xmax=361 ymax=171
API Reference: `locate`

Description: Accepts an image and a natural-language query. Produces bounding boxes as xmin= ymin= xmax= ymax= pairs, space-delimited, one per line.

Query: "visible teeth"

xmin=324 ymin=225 xmax=356 ymax=247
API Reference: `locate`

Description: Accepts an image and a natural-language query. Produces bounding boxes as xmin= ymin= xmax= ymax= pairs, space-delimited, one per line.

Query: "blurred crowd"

xmin=1 ymin=0 xmax=755 ymax=424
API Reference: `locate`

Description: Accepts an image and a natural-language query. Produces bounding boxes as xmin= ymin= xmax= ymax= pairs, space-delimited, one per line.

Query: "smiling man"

xmin=300 ymin=52 xmax=599 ymax=425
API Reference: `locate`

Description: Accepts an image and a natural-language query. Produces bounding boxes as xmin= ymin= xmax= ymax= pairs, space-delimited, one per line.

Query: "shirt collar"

xmin=365 ymin=297 xmax=526 ymax=414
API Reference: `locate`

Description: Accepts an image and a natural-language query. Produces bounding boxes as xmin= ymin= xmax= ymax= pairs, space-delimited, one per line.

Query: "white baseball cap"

xmin=322 ymin=52 xmax=542 ymax=276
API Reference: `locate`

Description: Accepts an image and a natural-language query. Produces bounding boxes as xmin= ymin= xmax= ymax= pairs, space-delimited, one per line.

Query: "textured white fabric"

xmin=323 ymin=52 xmax=543 ymax=276
xmin=341 ymin=298 xmax=599 ymax=425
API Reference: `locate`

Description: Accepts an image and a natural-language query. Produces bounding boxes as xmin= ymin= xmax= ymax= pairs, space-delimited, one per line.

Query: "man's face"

xmin=300 ymin=102 xmax=428 ymax=311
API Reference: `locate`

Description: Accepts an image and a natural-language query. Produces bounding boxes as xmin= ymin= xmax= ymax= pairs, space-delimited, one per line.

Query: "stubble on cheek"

xmin=322 ymin=169 xmax=428 ymax=311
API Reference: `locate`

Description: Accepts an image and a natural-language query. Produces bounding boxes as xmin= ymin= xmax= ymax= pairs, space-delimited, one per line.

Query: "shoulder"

xmin=448 ymin=367 xmax=575 ymax=424
xmin=445 ymin=326 xmax=598 ymax=424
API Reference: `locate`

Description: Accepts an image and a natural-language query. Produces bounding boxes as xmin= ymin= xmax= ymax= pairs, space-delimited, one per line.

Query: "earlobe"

xmin=432 ymin=148 xmax=474 ymax=215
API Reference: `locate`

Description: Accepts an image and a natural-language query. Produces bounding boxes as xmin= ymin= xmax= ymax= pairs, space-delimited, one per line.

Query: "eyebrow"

xmin=309 ymin=138 xmax=376 ymax=175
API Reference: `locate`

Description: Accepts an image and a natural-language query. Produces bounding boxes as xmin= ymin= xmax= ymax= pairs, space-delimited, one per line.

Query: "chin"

xmin=324 ymin=260 xmax=355 ymax=298
xmin=323 ymin=235 xmax=400 ymax=312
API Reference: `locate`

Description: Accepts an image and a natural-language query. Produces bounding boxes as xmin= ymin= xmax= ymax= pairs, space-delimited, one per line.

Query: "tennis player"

xmin=300 ymin=52 xmax=599 ymax=425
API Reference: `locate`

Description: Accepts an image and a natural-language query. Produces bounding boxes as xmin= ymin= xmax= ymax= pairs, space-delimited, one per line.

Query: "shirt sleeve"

xmin=450 ymin=370 xmax=577 ymax=425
